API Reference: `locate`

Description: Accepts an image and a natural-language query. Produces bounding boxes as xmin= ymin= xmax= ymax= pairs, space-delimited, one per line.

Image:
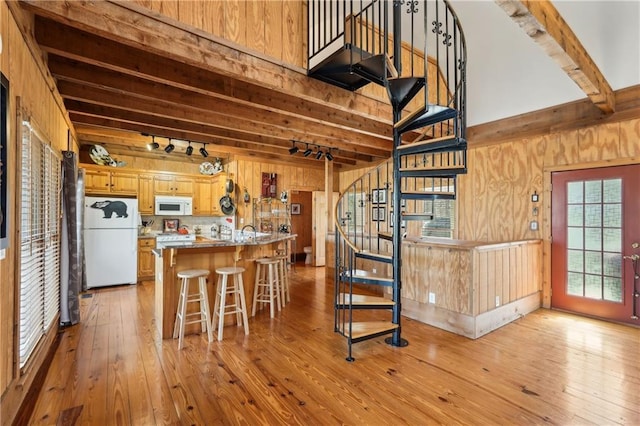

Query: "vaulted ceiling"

xmin=14 ymin=0 xmax=640 ymax=169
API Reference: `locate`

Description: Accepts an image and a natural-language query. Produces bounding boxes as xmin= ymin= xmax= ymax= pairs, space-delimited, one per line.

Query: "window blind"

xmin=18 ymin=118 xmax=61 ymax=368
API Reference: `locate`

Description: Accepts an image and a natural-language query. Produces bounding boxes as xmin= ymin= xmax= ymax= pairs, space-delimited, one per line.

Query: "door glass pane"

xmin=564 ymin=178 xmax=623 ymax=304
xmin=603 ymin=228 xmax=621 ymax=252
xmin=584 ymin=251 xmax=602 ymax=275
xmin=567 ymin=228 xmax=583 ymax=249
xmin=584 ymin=274 xmax=603 ymax=299
xmin=603 ymin=252 xmax=622 ymax=277
xmin=603 ymin=277 xmax=623 ymax=302
xmin=567 ymin=272 xmax=584 ymax=296
xmin=584 ymin=204 xmax=601 ymax=227
xmin=585 ymin=228 xmax=601 ymax=251
xmin=603 ymin=179 xmax=621 ymax=203
xmin=567 ymin=182 xmax=583 ymax=203
xmin=567 ymin=249 xmax=584 ymax=272
xmin=568 ymin=205 xmax=583 ymax=226
xmin=584 ymin=180 xmax=602 ymax=203
xmin=603 ymin=204 xmax=621 ymax=227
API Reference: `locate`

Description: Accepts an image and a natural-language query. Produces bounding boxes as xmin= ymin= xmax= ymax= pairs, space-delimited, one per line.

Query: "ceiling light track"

xmin=290 ymin=139 xmax=336 ymax=161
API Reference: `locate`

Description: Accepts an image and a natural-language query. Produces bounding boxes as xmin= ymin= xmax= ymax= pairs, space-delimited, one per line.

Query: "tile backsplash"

xmin=141 ymin=215 xmax=236 ymax=235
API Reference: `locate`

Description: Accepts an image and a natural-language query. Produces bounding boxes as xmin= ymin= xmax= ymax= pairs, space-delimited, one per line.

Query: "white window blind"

xmin=19 ymin=118 xmax=61 ymax=368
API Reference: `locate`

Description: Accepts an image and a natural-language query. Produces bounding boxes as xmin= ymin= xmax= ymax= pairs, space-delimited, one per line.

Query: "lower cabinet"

xmin=137 ymin=238 xmax=156 ymax=281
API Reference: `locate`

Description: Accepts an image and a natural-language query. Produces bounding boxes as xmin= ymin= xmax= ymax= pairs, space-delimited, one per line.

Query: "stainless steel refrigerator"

xmin=83 ymin=195 xmax=138 ymax=288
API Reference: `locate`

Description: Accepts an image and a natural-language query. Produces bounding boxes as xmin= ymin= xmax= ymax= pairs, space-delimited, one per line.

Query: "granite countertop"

xmin=158 ymin=233 xmax=296 ymax=250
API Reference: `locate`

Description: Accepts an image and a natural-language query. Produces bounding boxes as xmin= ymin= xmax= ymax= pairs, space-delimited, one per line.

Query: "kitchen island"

xmin=154 ymin=233 xmax=296 ymax=339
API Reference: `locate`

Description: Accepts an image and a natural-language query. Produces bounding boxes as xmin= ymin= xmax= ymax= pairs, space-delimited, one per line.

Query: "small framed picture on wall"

xmin=372 ymin=207 xmax=385 ymax=222
xmin=291 ymin=203 xmax=301 ymax=215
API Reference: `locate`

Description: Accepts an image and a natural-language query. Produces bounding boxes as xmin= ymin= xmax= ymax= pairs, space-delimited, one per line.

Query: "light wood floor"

xmin=30 ymin=265 xmax=639 ymax=425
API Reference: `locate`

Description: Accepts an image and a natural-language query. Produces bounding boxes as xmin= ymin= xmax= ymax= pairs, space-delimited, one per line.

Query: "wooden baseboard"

xmin=401 ymin=292 xmax=541 ymax=339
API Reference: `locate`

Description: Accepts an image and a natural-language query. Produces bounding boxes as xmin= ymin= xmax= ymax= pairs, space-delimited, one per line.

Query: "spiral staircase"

xmin=308 ymin=0 xmax=467 ymax=361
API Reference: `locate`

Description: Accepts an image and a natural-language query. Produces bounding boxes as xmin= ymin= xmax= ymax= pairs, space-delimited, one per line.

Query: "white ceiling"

xmin=449 ymin=0 xmax=640 ymax=126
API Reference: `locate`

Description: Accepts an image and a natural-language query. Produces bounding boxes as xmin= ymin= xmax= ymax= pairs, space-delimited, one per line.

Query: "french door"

xmin=551 ymin=165 xmax=640 ymax=325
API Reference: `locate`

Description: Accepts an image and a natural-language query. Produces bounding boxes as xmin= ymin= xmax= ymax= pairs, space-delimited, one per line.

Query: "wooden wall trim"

xmin=468 ymin=85 xmax=640 ymax=147
xmin=5 ymin=1 xmax=76 ymax=144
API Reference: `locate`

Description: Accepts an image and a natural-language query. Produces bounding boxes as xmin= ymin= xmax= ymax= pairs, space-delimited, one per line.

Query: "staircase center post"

xmin=387 ymin=0 xmax=408 ymax=349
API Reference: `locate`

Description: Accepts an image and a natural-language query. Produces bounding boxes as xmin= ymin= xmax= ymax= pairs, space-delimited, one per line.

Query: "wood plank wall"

xmin=229 ymin=156 xmax=326 ymax=226
xmin=458 ymin=119 xmax=640 ymax=242
xmin=1 ymin=2 xmax=73 ymax=421
xmin=131 ymin=0 xmax=306 ymax=68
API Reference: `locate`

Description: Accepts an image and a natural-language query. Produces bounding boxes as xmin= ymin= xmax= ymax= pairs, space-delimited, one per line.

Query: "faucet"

xmin=241 ymin=224 xmax=257 ymax=242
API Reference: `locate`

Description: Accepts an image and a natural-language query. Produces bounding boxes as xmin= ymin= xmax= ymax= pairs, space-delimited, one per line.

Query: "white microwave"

xmin=155 ymin=196 xmax=193 ymax=216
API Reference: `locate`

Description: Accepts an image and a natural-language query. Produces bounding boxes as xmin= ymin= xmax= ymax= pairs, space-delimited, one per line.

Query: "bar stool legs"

xmin=252 ymin=258 xmax=281 ymax=317
xmin=274 ymin=254 xmax=290 ymax=306
xmin=212 ymin=267 xmax=249 ymax=341
xmin=173 ymin=269 xmax=213 ymax=350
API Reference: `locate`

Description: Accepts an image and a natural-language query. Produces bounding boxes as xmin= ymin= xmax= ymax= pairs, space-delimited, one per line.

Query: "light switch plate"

xmin=530 ymin=220 xmax=538 ymax=231
xmin=428 ymin=292 xmax=436 ymax=304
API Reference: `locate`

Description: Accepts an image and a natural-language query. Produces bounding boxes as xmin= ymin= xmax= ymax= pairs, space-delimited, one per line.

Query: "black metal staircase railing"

xmin=309 ymin=0 xmax=467 ymax=360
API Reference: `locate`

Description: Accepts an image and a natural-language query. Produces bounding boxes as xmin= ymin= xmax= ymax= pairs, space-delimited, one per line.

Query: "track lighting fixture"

xmin=315 ymin=150 xmax=324 ymax=160
xmin=303 ymin=144 xmax=313 ymax=157
xmin=185 ymin=141 xmax=193 ymax=156
xmin=199 ymin=143 xmax=208 ymax=158
xmin=289 ymin=141 xmax=299 ymax=155
xmin=147 ymin=135 xmax=159 ymax=151
xmin=325 ymin=150 xmax=334 ymax=161
xmin=164 ymin=139 xmax=175 ymax=153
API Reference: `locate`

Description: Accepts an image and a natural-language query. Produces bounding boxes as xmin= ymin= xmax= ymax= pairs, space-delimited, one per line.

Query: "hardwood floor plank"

xmin=29 ymin=265 xmax=640 ymax=425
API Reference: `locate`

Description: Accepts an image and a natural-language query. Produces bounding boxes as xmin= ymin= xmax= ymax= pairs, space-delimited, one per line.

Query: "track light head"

xmin=185 ymin=142 xmax=193 ymax=156
xmin=147 ymin=135 xmax=159 ymax=151
xmin=303 ymin=144 xmax=313 ymax=157
xmin=315 ymin=150 xmax=323 ymax=160
xmin=164 ymin=140 xmax=175 ymax=153
xmin=325 ymin=151 xmax=334 ymax=161
xmin=199 ymin=144 xmax=208 ymax=158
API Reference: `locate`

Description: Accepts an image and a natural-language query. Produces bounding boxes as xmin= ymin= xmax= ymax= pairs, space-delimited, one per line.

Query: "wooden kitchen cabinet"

xmin=137 ymin=238 xmax=156 ymax=281
xmin=211 ymin=174 xmax=227 ymax=215
xmin=84 ymin=167 xmax=138 ymax=195
xmin=138 ymin=174 xmax=154 ymax=214
xmin=153 ymin=174 xmax=194 ymax=196
xmin=193 ymin=178 xmax=213 ymax=216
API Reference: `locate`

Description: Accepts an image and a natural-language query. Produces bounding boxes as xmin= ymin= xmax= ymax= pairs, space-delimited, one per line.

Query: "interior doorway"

xmin=289 ymin=190 xmax=312 ymax=264
xmin=551 ymin=164 xmax=640 ymax=325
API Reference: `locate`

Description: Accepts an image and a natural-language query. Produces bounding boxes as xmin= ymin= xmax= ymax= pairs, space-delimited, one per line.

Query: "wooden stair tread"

xmin=337 ymin=293 xmax=395 ymax=306
xmin=399 ymin=165 xmax=466 ymax=172
xmin=402 ymin=190 xmax=456 ymax=196
xmin=357 ymin=249 xmax=392 ymax=260
xmin=342 ymin=269 xmax=393 ymax=282
xmin=394 ymin=104 xmax=454 ymax=130
xmin=378 ymin=231 xmax=393 ymax=241
xmin=397 ymin=135 xmax=456 ymax=151
xmin=343 ymin=321 xmax=398 ymax=339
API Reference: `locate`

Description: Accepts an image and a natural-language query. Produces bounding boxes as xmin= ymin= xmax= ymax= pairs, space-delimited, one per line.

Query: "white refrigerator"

xmin=83 ymin=196 xmax=138 ymax=288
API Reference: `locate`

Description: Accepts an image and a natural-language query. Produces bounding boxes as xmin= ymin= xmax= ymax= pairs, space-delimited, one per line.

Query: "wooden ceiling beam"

xmin=47 ymin=57 xmax=391 ymax=153
xmin=57 ymin=81 xmax=387 ymax=159
xmin=33 ymin=19 xmax=393 ymax=140
xmin=22 ymin=1 xmax=393 ymax=121
xmin=70 ymin=116 xmax=360 ymax=166
xmin=496 ymin=0 xmax=615 ymax=114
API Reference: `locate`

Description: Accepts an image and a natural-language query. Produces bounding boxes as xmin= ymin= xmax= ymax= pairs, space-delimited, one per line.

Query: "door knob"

xmin=632 ymin=242 xmax=639 ymax=249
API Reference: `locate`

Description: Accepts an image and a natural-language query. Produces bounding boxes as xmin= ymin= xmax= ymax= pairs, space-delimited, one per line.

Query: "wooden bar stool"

xmin=252 ymin=257 xmax=281 ymax=318
xmin=274 ymin=254 xmax=290 ymax=306
xmin=212 ymin=266 xmax=249 ymax=341
xmin=173 ymin=269 xmax=213 ymax=350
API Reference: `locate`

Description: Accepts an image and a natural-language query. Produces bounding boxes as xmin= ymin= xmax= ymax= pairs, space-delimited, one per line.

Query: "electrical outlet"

xmin=495 ymin=296 xmax=500 ymax=307
xmin=372 ymin=268 xmax=377 ymax=274
xmin=428 ymin=292 xmax=436 ymax=304
xmin=240 ymin=218 xmax=244 ymax=224
xmin=530 ymin=220 xmax=538 ymax=231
